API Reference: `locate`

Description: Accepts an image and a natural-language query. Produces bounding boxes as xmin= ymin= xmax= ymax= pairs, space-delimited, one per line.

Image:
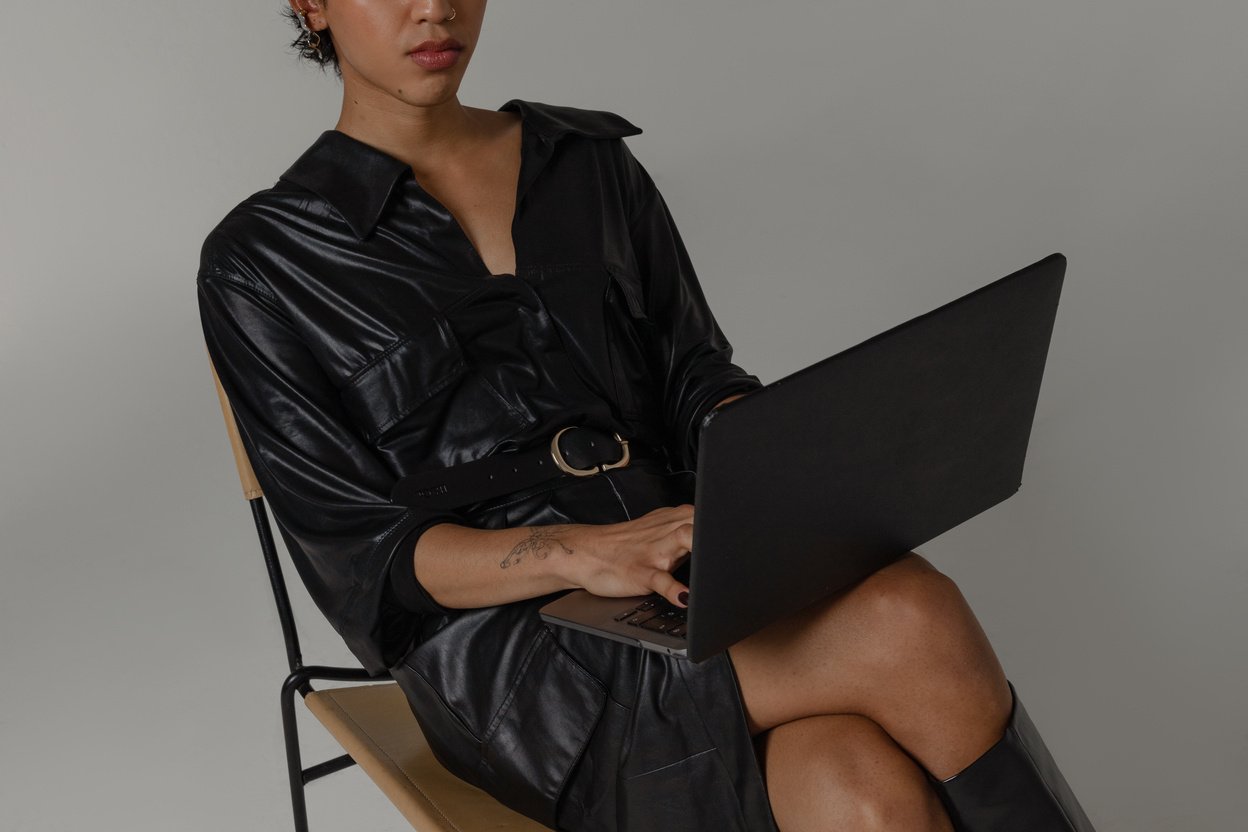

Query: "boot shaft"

xmin=932 ymin=680 xmax=1097 ymax=832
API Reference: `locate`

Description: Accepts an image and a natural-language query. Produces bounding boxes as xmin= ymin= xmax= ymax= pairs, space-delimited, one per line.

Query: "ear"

xmin=290 ymin=0 xmax=327 ymax=31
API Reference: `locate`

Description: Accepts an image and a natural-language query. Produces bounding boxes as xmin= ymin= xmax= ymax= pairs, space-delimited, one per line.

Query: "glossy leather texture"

xmin=197 ymin=100 xmax=772 ymax=830
xmin=932 ymin=680 xmax=1098 ymax=831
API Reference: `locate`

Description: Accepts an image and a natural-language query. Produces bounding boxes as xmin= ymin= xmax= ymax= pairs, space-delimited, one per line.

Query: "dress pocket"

xmin=478 ymin=625 xmax=609 ymax=826
xmin=395 ymin=611 xmax=609 ymax=829
xmin=337 ymin=314 xmax=535 ymax=457
xmin=391 ymin=658 xmax=487 ymax=790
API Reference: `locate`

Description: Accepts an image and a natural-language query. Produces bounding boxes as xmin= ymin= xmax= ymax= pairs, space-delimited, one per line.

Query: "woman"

xmin=197 ymin=2 xmax=1098 ymax=830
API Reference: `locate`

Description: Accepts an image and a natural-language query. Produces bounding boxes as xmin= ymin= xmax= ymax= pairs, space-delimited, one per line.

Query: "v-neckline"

xmin=409 ymin=104 xmax=531 ymax=281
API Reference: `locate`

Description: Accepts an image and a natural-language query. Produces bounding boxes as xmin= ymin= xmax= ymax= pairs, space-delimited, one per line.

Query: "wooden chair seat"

xmin=304 ymin=683 xmax=549 ymax=831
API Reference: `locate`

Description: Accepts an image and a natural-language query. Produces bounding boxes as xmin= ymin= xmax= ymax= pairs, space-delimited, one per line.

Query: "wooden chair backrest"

xmin=206 ymin=347 xmax=263 ymax=500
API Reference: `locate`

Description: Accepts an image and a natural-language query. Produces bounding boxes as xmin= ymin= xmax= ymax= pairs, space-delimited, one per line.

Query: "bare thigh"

xmin=757 ymin=713 xmax=953 ymax=832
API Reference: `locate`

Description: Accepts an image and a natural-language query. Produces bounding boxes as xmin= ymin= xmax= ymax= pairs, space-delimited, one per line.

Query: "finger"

xmin=637 ymin=506 xmax=694 ymax=534
xmin=655 ymin=505 xmax=695 ymax=529
xmin=649 ymin=569 xmax=690 ymax=608
xmin=674 ymin=521 xmax=693 ymax=552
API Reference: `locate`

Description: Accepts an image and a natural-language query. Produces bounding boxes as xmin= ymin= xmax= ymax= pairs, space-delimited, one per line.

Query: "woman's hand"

xmin=562 ymin=504 xmax=695 ymax=608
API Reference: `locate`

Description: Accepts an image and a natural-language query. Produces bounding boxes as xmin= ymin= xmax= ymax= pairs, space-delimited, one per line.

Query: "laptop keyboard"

xmin=612 ymin=595 xmax=688 ymax=639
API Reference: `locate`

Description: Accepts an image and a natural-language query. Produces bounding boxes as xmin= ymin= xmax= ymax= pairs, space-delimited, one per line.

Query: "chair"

xmin=207 ymin=353 xmax=551 ymax=832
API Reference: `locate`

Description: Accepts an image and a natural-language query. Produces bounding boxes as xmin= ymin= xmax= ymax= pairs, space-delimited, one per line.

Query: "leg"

xmin=728 ymin=551 xmax=1013 ymax=778
xmin=728 ymin=551 xmax=1097 ymax=831
xmin=931 ymin=678 xmax=1098 ymax=831
xmin=757 ymin=713 xmax=954 ymax=832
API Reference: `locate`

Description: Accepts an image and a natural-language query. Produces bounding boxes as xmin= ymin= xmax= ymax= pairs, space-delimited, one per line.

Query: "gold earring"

xmin=296 ymin=9 xmax=324 ymax=61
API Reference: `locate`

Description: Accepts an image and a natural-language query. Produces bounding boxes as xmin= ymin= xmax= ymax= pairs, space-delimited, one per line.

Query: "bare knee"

xmin=857 ymin=553 xmax=994 ymax=670
xmin=760 ymin=714 xmax=953 ymax=831
xmin=861 ymin=553 xmax=963 ymax=627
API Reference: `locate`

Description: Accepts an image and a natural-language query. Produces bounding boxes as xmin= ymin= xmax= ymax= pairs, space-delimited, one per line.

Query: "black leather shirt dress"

xmin=196 ymin=99 xmax=779 ymax=831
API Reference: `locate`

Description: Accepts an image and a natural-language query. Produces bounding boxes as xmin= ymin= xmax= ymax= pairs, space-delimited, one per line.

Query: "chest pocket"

xmin=337 ymin=314 xmax=535 ymax=462
xmin=522 ymin=262 xmax=657 ymax=425
xmin=602 ymin=261 xmax=657 ymax=421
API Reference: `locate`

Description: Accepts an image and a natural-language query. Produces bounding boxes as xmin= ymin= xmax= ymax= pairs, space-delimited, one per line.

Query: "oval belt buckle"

xmin=550 ymin=426 xmax=631 ymax=476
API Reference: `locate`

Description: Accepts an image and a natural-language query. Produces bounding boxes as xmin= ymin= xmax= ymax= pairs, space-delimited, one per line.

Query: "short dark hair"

xmin=280 ymin=4 xmax=341 ymax=78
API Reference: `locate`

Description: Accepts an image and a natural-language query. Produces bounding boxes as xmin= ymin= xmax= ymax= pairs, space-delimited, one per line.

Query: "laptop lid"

xmin=683 ymin=253 xmax=1067 ymax=662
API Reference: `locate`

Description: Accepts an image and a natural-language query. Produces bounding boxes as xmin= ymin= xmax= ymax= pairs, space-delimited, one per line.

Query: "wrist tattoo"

xmin=501 ymin=525 xmax=574 ymax=569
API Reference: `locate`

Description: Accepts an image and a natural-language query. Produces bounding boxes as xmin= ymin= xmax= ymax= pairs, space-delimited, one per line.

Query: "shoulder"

xmin=196 ymin=178 xmax=324 ymax=295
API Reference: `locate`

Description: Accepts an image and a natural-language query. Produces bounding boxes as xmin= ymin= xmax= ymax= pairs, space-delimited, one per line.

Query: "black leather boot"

xmin=929 ymin=679 xmax=1097 ymax=831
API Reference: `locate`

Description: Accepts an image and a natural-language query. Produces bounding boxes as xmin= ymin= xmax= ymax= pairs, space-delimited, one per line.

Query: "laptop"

xmin=540 ymin=253 xmax=1067 ymax=663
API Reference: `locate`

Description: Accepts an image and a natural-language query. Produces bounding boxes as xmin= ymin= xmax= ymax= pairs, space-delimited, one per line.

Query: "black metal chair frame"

xmin=244 ymin=494 xmax=392 ymax=832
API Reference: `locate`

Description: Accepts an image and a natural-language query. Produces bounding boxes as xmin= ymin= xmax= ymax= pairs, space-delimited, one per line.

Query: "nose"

xmin=409 ymin=0 xmax=457 ymax=23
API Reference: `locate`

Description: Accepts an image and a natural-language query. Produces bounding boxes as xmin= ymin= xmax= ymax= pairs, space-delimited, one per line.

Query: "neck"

xmin=334 ymin=85 xmax=485 ymax=173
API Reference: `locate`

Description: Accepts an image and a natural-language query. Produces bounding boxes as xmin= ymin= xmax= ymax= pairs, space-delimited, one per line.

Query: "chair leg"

xmin=929 ymin=679 xmax=1097 ymax=832
xmin=281 ymin=677 xmax=311 ymax=832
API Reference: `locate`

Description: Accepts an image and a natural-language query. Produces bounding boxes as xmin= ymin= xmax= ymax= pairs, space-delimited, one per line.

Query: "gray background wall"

xmin=2 ymin=1 xmax=1244 ymax=829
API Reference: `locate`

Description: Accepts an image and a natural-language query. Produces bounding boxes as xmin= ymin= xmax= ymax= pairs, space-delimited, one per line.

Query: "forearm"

xmin=410 ymin=522 xmax=583 ymax=610
xmin=403 ymin=399 xmax=754 ymax=611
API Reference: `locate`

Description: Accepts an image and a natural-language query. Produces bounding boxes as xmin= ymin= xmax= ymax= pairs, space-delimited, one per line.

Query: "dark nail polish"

xmin=678 ymin=591 xmax=689 ymax=605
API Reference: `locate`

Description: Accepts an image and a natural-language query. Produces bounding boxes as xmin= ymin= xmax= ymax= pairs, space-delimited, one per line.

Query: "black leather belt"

xmin=390 ymin=425 xmax=664 ymax=511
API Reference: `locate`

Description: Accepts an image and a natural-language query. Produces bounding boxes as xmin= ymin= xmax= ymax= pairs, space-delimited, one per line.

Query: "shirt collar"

xmin=278 ymin=99 xmax=643 ymax=240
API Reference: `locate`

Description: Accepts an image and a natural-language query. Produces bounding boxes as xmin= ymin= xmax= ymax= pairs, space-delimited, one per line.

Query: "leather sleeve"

xmin=621 ymin=144 xmax=765 ymax=471
xmin=386 ymin=518 xmax=458 ymax=617
xmin=197 ymin=262 xmax=461 ymax=673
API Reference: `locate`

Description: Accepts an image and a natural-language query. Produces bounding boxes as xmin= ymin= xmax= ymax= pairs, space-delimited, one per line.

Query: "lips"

xmin=410 ymin=37 xmax=463 ymax=54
